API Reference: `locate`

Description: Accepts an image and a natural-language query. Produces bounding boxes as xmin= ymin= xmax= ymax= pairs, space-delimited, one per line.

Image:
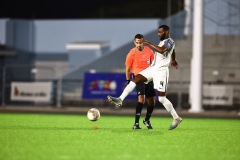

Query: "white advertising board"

xmin=189 ymin=84 xmax=234 ymax=106
xmin=11 ymin=82 xmax=52 ymax=102
xmin=203 ymin=85 xmax=233 ymax=105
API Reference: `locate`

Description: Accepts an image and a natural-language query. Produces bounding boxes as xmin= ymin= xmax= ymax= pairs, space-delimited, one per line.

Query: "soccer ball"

xmin=87 ymin=108 xmax=100 ymax=121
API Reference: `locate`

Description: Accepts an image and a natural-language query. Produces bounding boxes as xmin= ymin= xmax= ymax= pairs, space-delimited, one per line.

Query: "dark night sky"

xmin=0 ymin=0 xmax=184 ymax=19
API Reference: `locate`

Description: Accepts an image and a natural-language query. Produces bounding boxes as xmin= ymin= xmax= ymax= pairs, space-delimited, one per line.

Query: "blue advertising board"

xmin=82 ymin=72 xmax=137 ymax=99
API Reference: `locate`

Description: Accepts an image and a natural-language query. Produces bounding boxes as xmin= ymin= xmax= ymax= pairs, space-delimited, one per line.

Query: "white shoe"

xmin=169 ymin=117 xmax=182 ymax=130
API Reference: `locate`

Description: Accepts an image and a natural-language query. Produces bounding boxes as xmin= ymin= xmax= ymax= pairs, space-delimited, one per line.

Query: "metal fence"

xmin=0 ymin=65 xmax=239 ymax=110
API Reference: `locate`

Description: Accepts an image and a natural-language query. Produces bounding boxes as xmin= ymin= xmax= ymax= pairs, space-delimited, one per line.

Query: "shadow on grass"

xmin=108 ymin=128 xmax=164 ymax=135
xmin=0 ymin=126 xmax=164 ymax=135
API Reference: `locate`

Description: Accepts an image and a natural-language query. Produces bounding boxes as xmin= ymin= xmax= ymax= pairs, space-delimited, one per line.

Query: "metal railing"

xmin=0 ymin=65 xmax=239 ymax=110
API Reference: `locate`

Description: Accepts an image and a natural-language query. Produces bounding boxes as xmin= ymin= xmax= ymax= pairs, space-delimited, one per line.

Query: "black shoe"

xmin=132 ymin=123 xmax=141 ymax=129
xmin=143 ymin=119 xmax=153 ymax=129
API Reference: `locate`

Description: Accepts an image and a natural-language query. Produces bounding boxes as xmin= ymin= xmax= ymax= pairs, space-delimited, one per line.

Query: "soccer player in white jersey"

xmin=107 ymin=25 xmax=182 ymax=130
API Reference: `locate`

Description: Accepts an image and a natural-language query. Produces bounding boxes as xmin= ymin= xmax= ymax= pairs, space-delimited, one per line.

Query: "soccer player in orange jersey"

xmin=125 ymin=34 xmax=156 ymax=129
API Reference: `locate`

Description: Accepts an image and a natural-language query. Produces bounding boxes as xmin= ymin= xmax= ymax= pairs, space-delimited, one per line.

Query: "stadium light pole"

xmin=189 ymin=0 xmax=204 ymax=113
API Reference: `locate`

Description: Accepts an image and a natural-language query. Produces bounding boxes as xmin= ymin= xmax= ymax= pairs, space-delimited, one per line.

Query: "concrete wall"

xmin=32 ymin=19 xmax=160 ymax=53
xmin=1 ymin=18 xmax=161 ymax=80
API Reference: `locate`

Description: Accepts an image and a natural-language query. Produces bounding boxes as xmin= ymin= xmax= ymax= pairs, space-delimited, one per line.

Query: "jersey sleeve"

xmin=163 ymin=38 xmax=175 ymax=49
xmin=125 ymin=49 xmax=134 ymax=68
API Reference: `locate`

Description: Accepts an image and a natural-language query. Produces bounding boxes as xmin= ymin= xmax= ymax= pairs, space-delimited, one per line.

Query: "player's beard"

xmin=137 ymin=44 xmax=143 ymax=51
xmin=160 ymin=33 xmax=166 ymax=41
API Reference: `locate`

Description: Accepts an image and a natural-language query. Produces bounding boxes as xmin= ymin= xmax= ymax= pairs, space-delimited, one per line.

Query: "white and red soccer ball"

xmin=87 ymin=108 xmax=100 ymax=121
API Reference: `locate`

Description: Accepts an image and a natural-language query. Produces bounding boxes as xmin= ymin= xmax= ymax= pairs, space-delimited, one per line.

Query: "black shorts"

xmin=135 ymin=81 xmax=156 ymax=98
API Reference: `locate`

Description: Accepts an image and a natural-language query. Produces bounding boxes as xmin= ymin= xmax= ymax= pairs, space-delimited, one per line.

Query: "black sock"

xmin=145 ymin=106 xmax=154 ymax=121
xmin=135 ymin=102 xmax=143 ymax=124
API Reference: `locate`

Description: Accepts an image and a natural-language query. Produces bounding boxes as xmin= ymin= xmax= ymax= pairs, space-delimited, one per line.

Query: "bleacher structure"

xmin=62 ymin=0 xmax=240 ymax=109
xmin=61 ymin=33 xmax=240 ymax=109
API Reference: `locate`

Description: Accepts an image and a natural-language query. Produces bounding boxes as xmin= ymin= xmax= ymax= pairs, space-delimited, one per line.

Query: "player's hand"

xmin=143 ymin=39 xmax=149 ymax=44
xmin=171 ymin=60 xmax=178 ymax=69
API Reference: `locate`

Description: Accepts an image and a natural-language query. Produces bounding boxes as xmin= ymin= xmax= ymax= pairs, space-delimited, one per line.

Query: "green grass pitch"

xmin=0 ymin=112 xmax=239 ymax=160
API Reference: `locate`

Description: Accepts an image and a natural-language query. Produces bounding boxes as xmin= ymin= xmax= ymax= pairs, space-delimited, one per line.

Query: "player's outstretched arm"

xmin=143 ymin=40 xmax=167 ymax=54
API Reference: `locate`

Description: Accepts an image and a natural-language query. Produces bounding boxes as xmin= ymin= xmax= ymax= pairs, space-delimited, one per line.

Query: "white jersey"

xmin=150 ymin=38 xmax=175 ymax=69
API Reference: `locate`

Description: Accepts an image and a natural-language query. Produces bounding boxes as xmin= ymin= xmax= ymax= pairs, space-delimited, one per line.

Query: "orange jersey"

xmin=125 ymin=46 xmax=154 ymax=75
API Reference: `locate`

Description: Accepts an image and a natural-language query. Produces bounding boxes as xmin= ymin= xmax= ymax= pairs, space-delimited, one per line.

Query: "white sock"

xmin=119 ymin=81 xmax=136 ymax=101
xmin=158 ymin=96 xmax=179 ymax=119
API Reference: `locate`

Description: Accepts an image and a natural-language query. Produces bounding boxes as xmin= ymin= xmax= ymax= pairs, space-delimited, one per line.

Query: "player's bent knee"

xmin=158 ymin=96 xmax=167 ymax=104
